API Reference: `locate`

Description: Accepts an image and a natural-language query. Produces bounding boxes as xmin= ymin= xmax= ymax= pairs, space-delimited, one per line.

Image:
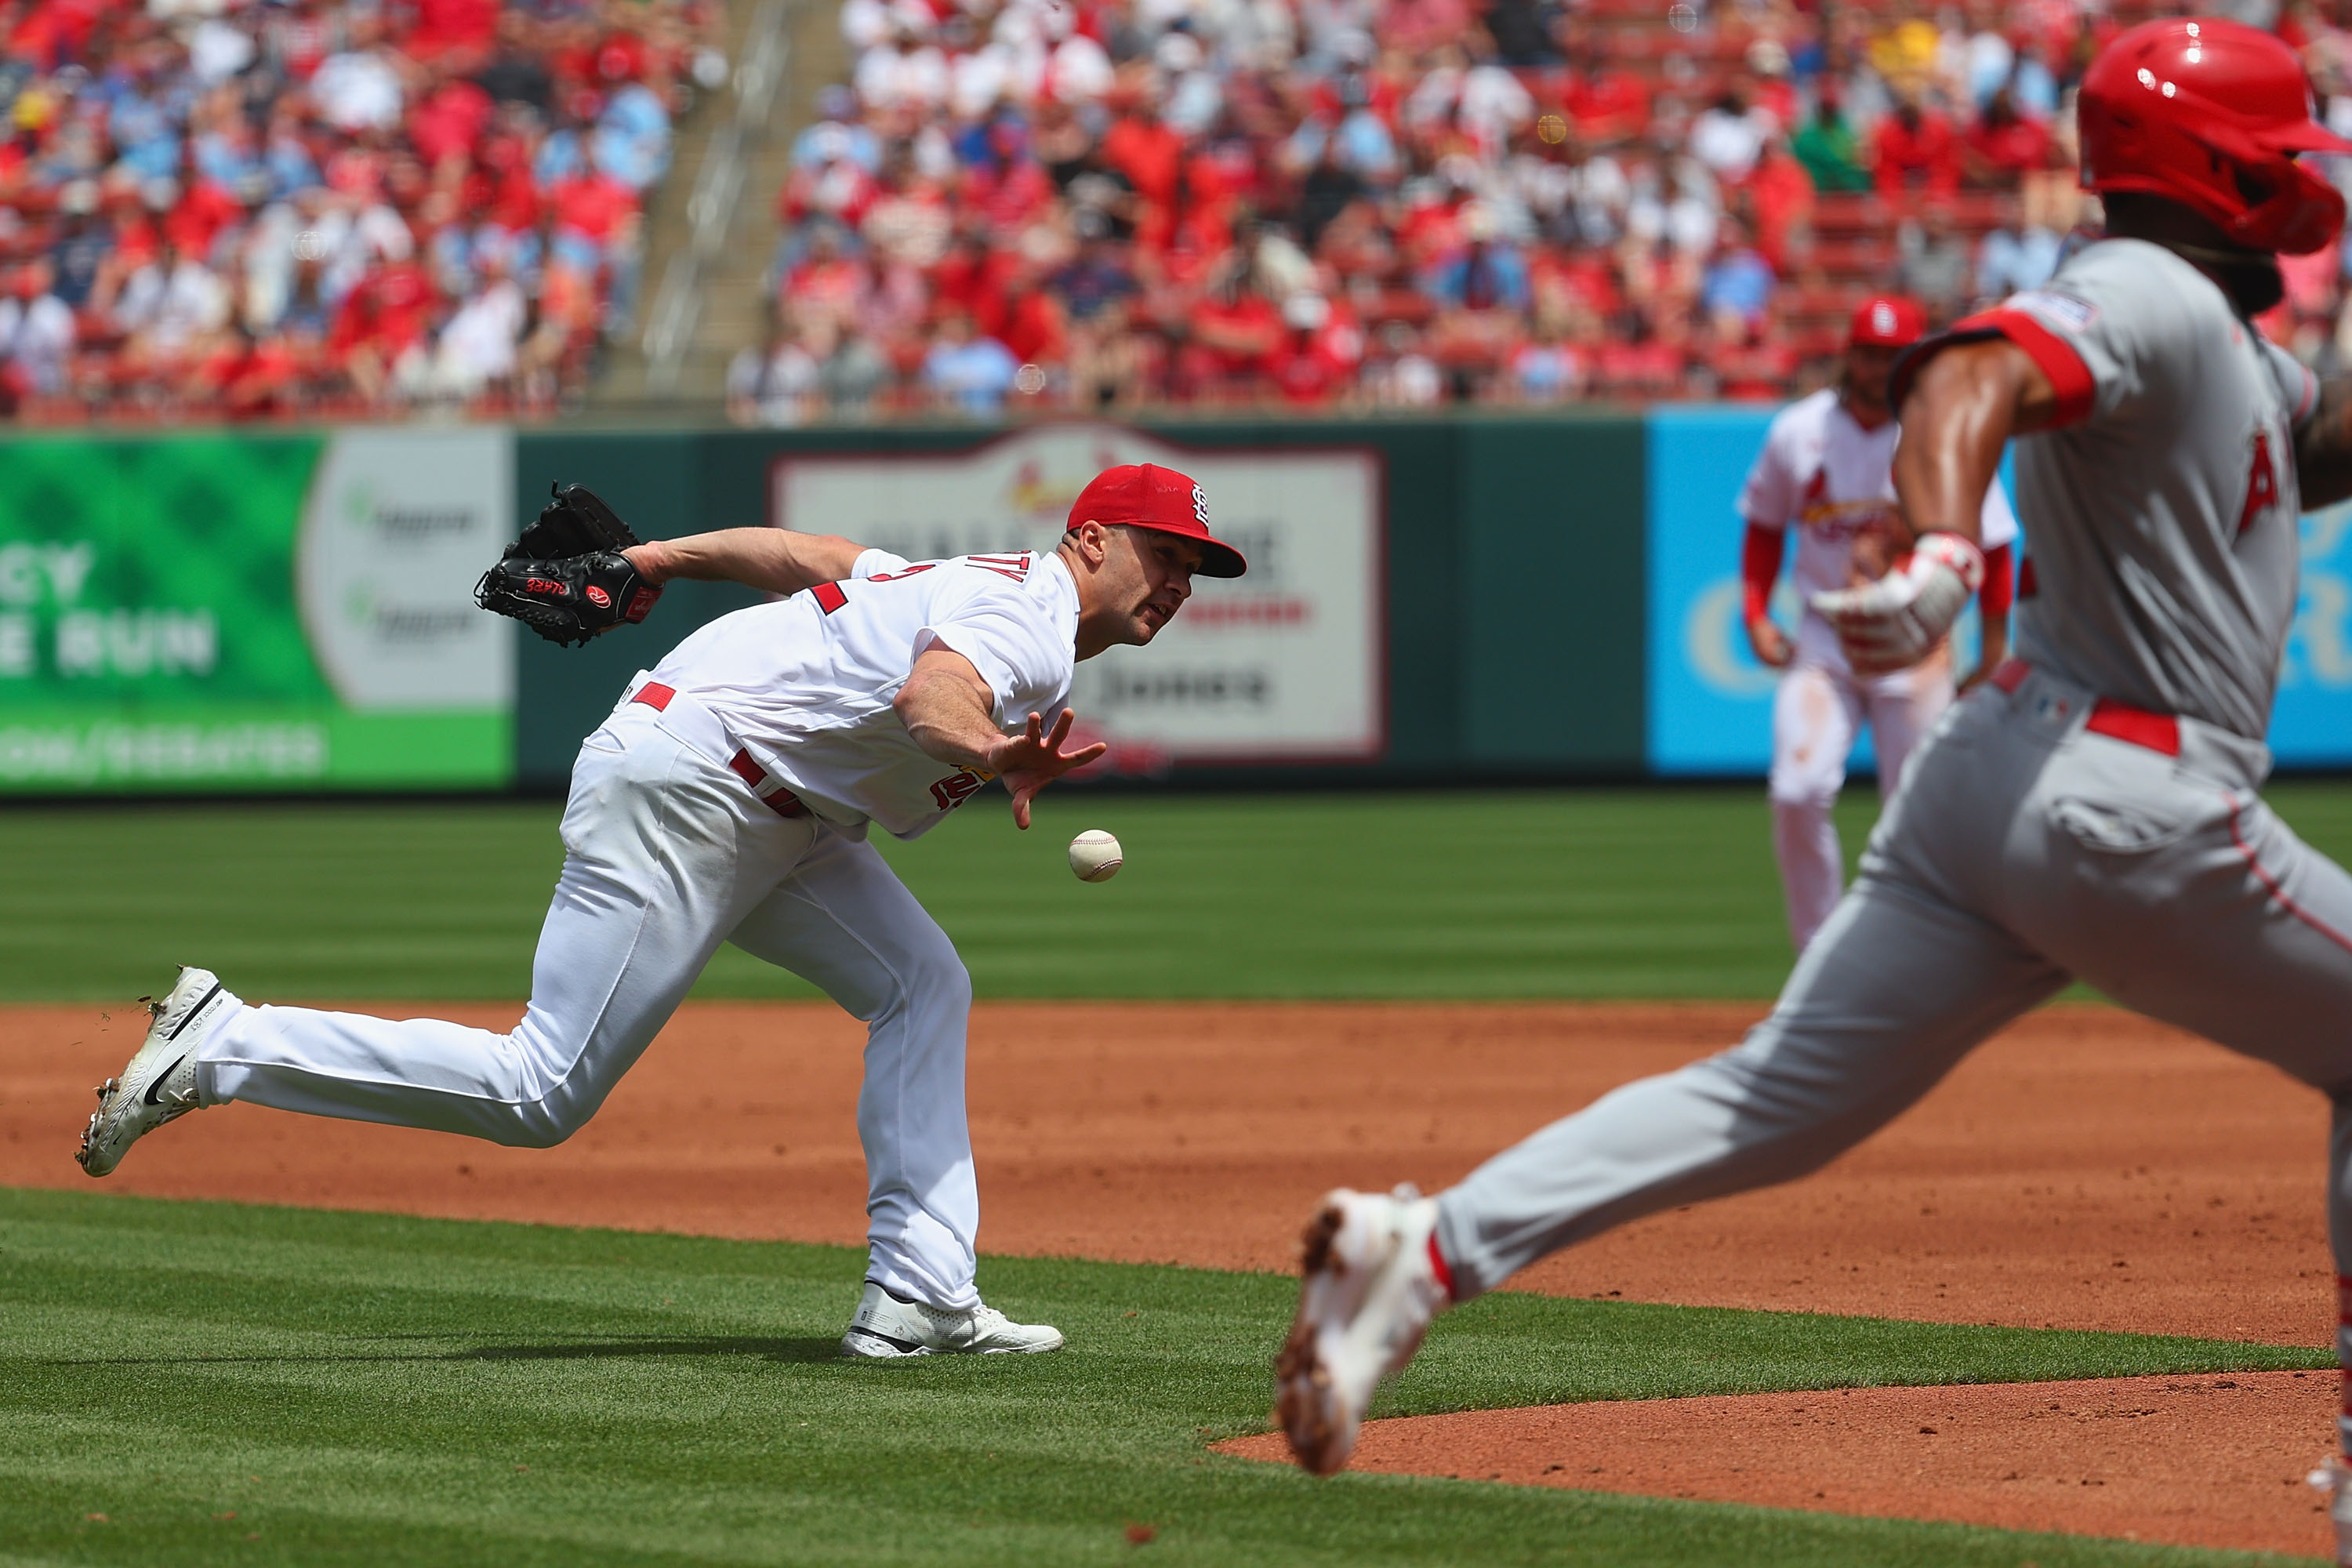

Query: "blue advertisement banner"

xmin=2275 ymin=497 xmax=2352 ymax=767
xmin=1644 ymin=405 xmax=1996 ymax=779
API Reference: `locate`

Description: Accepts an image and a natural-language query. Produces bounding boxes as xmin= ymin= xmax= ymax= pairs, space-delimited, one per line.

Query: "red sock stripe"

xmin=1426 ymin=1232 xmax=1457 ymax=1302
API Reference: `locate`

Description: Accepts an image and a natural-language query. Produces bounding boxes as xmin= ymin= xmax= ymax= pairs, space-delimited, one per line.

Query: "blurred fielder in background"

xmin=1740 ymin=295 xmax=2020 ymax=949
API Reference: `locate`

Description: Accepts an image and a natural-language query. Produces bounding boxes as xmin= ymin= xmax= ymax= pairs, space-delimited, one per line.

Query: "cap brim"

xmin=1196 ymin=539 xmax=1247 ymax=578
xmin=2263 ymin=121 xmax=2352 ymax=155
xmin=1129 ymin=520 xmax=1247 ymax=577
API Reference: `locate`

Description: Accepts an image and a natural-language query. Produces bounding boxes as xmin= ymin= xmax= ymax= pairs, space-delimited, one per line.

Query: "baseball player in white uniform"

xmin=1275 ymin=25 xmax=2352 ymax=1544
xmin=76 ymin=462 xmax=1247 ymax=1360
xmin=1741 ymin=295 xmax=2020 ymax=949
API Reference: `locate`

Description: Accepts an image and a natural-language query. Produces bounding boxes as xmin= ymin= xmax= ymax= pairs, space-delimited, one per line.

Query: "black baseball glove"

xmin=475 ymin=484 xmax=662 ymax=648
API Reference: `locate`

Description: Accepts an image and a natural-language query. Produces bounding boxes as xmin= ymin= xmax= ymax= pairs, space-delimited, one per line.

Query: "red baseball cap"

xmin=1065 ymin=463 xmax=1247 ymax=578
xmin=1848 ymin=294 xmax=1928 ymax=348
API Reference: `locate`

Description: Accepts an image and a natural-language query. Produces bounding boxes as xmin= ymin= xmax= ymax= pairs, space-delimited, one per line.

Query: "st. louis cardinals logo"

xmin=1192 ymin=485 xmax=1210 ymax=524
xmin=928 ymin=768 xmax=995 ymax=811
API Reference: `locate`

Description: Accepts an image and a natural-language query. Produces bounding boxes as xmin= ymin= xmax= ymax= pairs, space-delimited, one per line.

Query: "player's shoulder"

xmin=1766 ymin=385 xmax=1839 ymax=444
xmin=2021 ymin=237 xmax=2230 ymax=333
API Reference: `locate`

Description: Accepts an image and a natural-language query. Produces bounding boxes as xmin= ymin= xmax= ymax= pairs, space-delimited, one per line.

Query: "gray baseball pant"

xmin=1433 ymin=663 xmax=2352 ymax=1446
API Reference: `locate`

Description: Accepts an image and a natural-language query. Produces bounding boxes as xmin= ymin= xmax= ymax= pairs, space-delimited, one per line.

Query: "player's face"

xmin=1842 ymin=343 xmax=1901 ymax=415
xmin=1113 ymin=526 xmax=1200 ymax=644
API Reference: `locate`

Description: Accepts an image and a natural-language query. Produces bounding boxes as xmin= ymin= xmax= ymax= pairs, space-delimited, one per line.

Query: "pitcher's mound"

xmin=1220 ymin=1371 xmax=2336 ymax=1558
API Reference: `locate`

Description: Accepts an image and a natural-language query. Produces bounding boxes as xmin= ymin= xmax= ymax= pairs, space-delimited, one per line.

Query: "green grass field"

xmin=11 ymin=786 xmax=2352 ymax=1563
xmin=1 ymin=1189 xmax=2326 ymax=1567
xmin=13 ymin=781 xmax=2352 ymax=1004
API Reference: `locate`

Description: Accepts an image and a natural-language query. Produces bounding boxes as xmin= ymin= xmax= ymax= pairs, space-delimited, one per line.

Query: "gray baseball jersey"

xmin=1972 ymin=238 xmax=2316 ymax=739
xmin=1432 ymin=238 xmax=2352 ymax=1454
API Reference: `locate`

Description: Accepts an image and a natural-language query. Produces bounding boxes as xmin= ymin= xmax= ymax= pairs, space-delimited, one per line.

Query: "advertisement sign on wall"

xmin=1646 ymin=405 xmax=1998 ymax=778
xmin=2273 ymin=495 xmax=2352 ymax=766
xmin=0 ymin=430 xmax=514 ymax=791
xmin=775 ymin=422 xmax=1384 ymax=766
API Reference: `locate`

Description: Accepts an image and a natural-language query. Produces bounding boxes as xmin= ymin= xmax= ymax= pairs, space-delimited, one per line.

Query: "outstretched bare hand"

xmin=987 ymin=709 xmax=1107 ymax=829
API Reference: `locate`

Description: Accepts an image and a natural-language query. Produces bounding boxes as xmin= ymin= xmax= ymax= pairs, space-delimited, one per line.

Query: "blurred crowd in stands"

xmin=13 ymin=0 xmax=2352 ymax=425
xmin=728 ymin=0 xmax=2352 ymax=423
xmin=0 ymin=0 xmax=723 ymax=421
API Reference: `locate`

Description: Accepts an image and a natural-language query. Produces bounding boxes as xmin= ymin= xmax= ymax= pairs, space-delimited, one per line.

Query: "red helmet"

xmin=1847 ymin=294 xmax=1927 ymax=348
xmin=2079 ymin=16 xmax=2352 ymax=255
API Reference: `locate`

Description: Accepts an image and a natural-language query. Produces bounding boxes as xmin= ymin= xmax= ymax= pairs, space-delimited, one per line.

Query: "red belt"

xmin=630 ymin=682 xmax=811 ymax=818
xmin=1990 ymin=659 xmax=2180 ymax=757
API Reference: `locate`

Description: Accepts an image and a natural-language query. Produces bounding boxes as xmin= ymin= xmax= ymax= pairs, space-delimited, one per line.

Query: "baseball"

xmin=1069 ymin=829 xmax=1123 ymax=883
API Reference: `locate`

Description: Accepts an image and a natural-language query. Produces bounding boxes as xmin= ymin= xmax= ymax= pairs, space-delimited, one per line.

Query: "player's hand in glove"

xmin=1809 ymin=532 xmax=1985 ymax=676
xmin=475 ymin=483 xmax=663 ymax=648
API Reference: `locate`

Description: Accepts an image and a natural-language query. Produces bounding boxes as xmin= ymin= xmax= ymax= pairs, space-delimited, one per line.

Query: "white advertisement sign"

xmin=297 ymin=428 xmax=515 ymax=711
xmin=774 ymin=423 xmax=1384 ymax=766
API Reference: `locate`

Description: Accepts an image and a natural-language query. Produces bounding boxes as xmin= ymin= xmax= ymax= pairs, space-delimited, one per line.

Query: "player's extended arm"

xmin=893 ymin=647 xmax=1108 ymax=829
xmin=2292 ymin=379 xmax=2352 ymax=510
xmin=622 ymin=528 xmax=866 ymax=596
xmin=1814 ymin=340 xmax=2056 ymax=675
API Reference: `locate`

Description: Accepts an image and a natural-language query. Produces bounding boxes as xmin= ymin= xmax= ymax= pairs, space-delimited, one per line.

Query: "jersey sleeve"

xmin=1736 ymin=412 xmax=1800 ymax=528
xmin=851 ymin=548 xmax=912 ymax=579
xmin=1893 ymin=246 xmax=2194 ymax=430
xmin=914 ymin=578 xmax=1073 ymax=728
xmin=2260 ymin=337 xmax=2321 ymax=430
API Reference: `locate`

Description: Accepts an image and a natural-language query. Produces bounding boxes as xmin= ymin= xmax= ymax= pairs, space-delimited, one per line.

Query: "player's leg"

xmin=1863 ymin=650 xmax=1955 ymax=802
xmin=1769 ymin=661 xmax=1864 ymax=949
xmin=1436 ymin=877 xmax=2065 ymax=1295
xmin=161 ymin=721 xmax=809 ymax=1150
xmin=1995 ymin=754 xmax=2352 ymax=1458
xmin=724 ymin=832 xmax=1023 ymax=1326
xmin=1276 ymin=687 xmax=2070 ymax=1472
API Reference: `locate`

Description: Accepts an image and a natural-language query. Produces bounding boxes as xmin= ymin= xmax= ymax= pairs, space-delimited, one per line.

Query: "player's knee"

xmin=909 ymin=939 xmax=973 ymax=1012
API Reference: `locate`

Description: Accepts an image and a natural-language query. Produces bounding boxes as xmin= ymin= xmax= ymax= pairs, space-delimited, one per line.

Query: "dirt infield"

xmin=3 ymin=998 xmax=2336 ymax=1552
xmin=1218 ymin=1372 xmax=2339 ymax=1558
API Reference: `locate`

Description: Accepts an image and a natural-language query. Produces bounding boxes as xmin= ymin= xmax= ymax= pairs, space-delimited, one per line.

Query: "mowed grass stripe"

xmin=0 ymin=1189 xmax=2321 ymax=1567
xmin=14 ymin=782 xmax=2352 ymax=1003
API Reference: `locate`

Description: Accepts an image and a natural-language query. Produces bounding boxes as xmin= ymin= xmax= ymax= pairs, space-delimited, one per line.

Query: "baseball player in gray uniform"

xmin=1276 ymin=22 xmax=2352 ymax=1551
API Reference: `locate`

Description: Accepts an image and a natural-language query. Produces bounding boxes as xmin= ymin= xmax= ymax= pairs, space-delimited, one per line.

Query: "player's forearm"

xmin=626 ymin=528 xmax=865 ymax=595
xmin=893 ymin=668 xmax=1004 ymax=772
xmin=1893 ymin=354 xmax=2013 ymax=546
xmin=2295 ymin=378 xmax=2352 ymax=510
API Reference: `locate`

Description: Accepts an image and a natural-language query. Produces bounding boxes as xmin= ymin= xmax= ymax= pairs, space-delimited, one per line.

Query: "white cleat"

xmin=2311 ymin=1456 xmax=2352 ymax=1566
xmin=1275 ymin=1185 xmax=1449 ymax=1476
xmin=838 ymin=1280 xmax=1065 ymax=1358
xmin=77 ymin=967 xmax=236 ymax=1178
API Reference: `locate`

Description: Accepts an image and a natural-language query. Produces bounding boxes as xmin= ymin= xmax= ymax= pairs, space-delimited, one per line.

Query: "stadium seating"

xmin=0 ymin=0 xmax=720 ymax=422
xmin=733 ymin=0 xmax=2352 ymax=423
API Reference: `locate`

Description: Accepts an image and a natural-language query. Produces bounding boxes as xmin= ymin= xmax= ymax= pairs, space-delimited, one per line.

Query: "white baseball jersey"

xmin=1740 ymin=388 xmax=2020 ymax=663
xmin=644 ymin=547 xmax=1078 ymax=839
xmin=1975 ymin=238 xmax=2317 ymax=739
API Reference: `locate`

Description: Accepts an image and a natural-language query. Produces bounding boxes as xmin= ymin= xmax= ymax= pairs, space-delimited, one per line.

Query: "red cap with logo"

xmin=1848 ymin=294 xmax=1928 ymax=348
xmin=1066 ymin=463 xmax=1248 ymax=579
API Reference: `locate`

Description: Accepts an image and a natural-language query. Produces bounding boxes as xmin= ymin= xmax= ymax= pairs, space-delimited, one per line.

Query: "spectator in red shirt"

xmin=1178 ymin=271 xmax=1283 ymax=399
xmin=1872 ymin=94 xmax=1960 ymax=197
xmin=1962 ymin=86 xmax=2054 ymax=188
xmin=1101 ymin=100 xmax=1184 ymax=250
xmin=330 ymin=259 xmax=437 ymax=402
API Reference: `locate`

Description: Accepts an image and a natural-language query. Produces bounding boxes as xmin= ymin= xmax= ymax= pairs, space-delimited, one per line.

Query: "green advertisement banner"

xmin=0 ymin=430 xmax=514 ymax=792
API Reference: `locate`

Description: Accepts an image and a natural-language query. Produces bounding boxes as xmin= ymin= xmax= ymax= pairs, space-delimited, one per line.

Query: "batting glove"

xmin=1809 ymin=532 xmax=1986 ymax=677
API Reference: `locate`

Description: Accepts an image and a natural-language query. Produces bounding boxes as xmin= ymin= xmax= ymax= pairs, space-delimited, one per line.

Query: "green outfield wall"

xmin=508 ymin=416 xmax=1650 ymax=790
xmin=0 ymin=416 xmax=1651 ymax=795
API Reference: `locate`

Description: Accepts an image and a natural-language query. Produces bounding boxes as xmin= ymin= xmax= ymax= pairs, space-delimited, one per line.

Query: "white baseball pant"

xmin=1770 ymin=638 xmax=1953 ymax=950
xmin=191 ymin=692 xmax=987 ymax=1311
xmin=1437 ymin=662 xmax=2352 ymax=1446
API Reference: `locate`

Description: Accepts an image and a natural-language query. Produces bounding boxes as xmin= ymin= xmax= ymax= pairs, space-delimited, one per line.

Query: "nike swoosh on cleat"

xmin=844 ymin=1325 xmax=925 ymax=1354
xmin=142 ymin=1056 xmax=187 ymax=1105
xmin=165 ymin=983 xmax=222 ymax=1041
